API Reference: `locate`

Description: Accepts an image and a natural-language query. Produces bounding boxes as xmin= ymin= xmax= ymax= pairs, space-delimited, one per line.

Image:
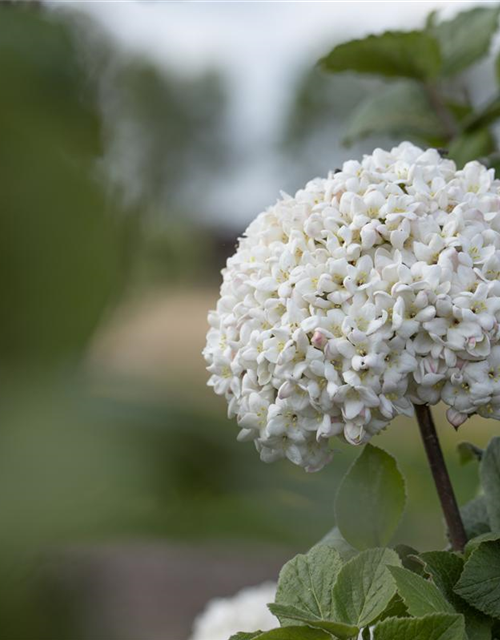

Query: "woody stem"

xmin=414 ymin=403 xmax=468 ymax=552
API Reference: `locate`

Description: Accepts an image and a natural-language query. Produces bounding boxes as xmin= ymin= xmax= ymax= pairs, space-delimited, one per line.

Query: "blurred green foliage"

xmin=0 ymin=6 xmax=136 ymax=366
xmin=318 ymin=5 xmax=500 ymax=168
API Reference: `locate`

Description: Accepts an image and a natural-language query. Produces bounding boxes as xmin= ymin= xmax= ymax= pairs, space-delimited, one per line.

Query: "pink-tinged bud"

xmin=446 ymin=408 xmax=468 ymax=429
xmin=311 ymin=330 xmax=327 ymax=349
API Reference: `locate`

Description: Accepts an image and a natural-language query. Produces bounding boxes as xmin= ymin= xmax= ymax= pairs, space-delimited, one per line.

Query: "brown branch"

xmin=414 ymin=403 xmax=468 ymax=552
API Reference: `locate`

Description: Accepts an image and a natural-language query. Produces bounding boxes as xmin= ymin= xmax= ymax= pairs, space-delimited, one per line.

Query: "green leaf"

xmin=343 ymin=82 xmax=445 ymax=145
xmin=230 ymin=627 xmax=331 ymax=640
xmin=388 ymin=566 xmax=455 ymax=617
xmin=268 ymin=604 xmax=359 ymax=639
xmin=314 ymin=527 xmax=357 ymax=562
xmin=375 ymin=594 xmax=408 ymax=622
xmin=431 ymin=6 xmax=500 ymax=76
xmin=420 ymin=551 xmax=493 ymax=640
xmin=373 ymin=613 xmax=466 ymax=640
xmin=331 ymin=548 xmax=401 ymax=627
xmin=275 ymin=545 xmax=343 ymax=620
xmin=457 ymin=442 xmax=484 ymax=466
xmin=419 ymin=552 xmax=464 ymax=601
xmin=394 ymin=544 xmax=425 ymax=576
xmin=455 ymin=539 xmax=500 ymax=618
xmin=319 ymin=30 xmax=441 ymax=80
xmin=448 ymin=129 xmax=496 ymax=168
xmin=461 ymin=496 xmax=491 ymax=541
xmin=465 ymin=532 xmax=500 ymax=559
xmin=480 ymin=437 xmax=500 ymax=531
xmin=335 ymin=444 xmax=406 ymax=550
xmin=496 ymin=50 xmax=500 ymax=86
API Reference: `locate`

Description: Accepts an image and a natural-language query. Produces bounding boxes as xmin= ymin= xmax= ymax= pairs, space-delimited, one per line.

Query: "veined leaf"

xmin=455 ymin=539 xmax=500 ymax=618
xmin=388 ymin=566 xmax=455 ymax=617
xmin=268 ymin=604 xmax=359 ymax=639
xmin=275 ymin=545 xmax=343 ymax=620
xmin=373 ymin=613 xmax=466 ymax=640
xmin=230 ymin=627 xmax=331 ymax=640
xmin=331 ymin=548 xmax=401 ymax=627
xmin=419 ymin=551 xmax=491 ymax=640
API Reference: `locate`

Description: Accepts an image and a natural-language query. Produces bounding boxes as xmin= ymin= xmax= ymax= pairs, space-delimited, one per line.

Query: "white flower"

xmin=204 ymin=142 xmax=500 ymax=471
xmin=190 ymin=582 xmax=277 ymax=640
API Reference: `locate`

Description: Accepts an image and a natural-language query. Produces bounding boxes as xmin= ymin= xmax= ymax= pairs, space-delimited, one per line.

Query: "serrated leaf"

xmin=319 ymin=30 xmax=441 ymax=80
xmin=230 ymin=627 xmax=331 ymax=640
xmin=373 ymin=613 xmax=466 ymax=640
xmin=431 ymin=6 xmax=500 ymax=76
xmin=343 ymin=82 xmax=445 ymax=146
xmin=388 ymin=566 xmax=455 ymax=617
xmin=331 ymin=548 xmax=401 ymax=627
xmin=275 ymin=545 xmax=343 ymax=620
xmin=419 ymin=551 xmax=464 ymax=600
xmin=420 ymin=551 xmax=492 ymax=640
xmin=268 ymin=604 xmax=359 ymax=639
xmin=455 ymin=539 xmax=500 ymax=618
xmin=479 ymin=437 xmax=500 ymax=531
xmin=461 ymin=495 xmax=491 ymax=541
xmin=335 ymin=444 xmax=406 ymax=550
xmin=465 ymin=532 xmax=500 ymax=559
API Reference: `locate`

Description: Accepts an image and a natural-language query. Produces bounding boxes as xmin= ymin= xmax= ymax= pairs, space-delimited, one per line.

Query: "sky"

xmin=51 ymin=0 xmax=488 ymax=227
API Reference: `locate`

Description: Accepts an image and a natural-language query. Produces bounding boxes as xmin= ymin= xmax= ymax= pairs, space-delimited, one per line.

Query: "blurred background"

xmin=2 ymin=1 xmax=500 ymax=638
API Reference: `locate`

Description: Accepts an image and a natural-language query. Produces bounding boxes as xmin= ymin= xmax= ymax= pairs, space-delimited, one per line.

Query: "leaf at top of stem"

xmin=319 ymin=30 xmax=441 ymax=81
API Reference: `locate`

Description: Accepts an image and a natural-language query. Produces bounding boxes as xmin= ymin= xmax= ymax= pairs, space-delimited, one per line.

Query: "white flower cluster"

xmin=204 ymin=142 xmax=500 ymax=471
xmin=189 ymin=582 xmax=277 ymax=640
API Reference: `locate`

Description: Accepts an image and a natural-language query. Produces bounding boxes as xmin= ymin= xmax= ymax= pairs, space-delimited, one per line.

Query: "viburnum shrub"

xmin=204 ymin=142 xmax=500 ymax=640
